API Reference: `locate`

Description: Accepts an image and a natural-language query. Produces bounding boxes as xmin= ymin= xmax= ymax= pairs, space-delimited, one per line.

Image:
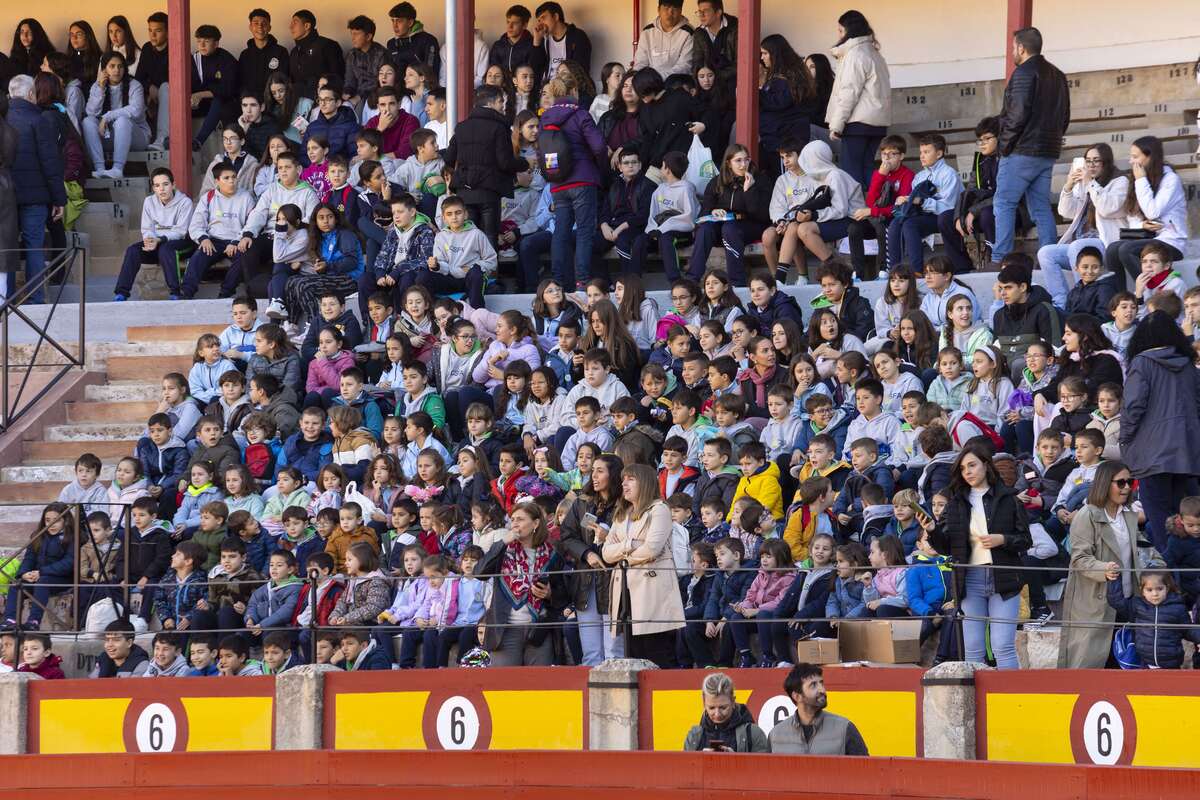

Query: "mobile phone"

xmin=708 ymin=739 xmax=727 ymax=751
xmin=582 ymin=512 xmax=598 ymax=528
xmin=1071 ymin=156 xmax=1086 ymax=173
xmin=912 ymin=503 xmax=933 ymax=529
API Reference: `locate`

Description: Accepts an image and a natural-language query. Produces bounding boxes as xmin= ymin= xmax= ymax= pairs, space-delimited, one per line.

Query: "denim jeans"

xmin=961 ymin=567 xmax=1021 ymax=669
xmin=574 ymin=581 xmax=622 ymax=666
xmin=551 ymin=185 xmax=598 ymax=287
xmin=17 ymin=204 xmax=50 ymax=303
xmin=116 ymin=240 xmax=193 ymax=297
xmin=1036 ymin=237 xmax=1104 ymax=308
xmin=993 ymin=154 xmax=1057 ymax=260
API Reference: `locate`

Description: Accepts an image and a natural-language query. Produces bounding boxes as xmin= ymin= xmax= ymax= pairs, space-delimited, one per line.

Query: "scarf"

xmin=695 ymin=703 xmax=757 ymax=751
xmin=499 ymin=539 xmax=552 ymax=613
xmin=740 ymin=365 xmax=777 ymax=407
xmin=187 ymin=482 xmax=214 ymax=497
xmin=1146 ymin=269 xmax=1181 ymax=291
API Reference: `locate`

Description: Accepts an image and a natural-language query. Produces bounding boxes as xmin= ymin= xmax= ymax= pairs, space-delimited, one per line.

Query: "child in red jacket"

xmin=846 ymin=135 xmax=914 ymax=280
xmin=17 ymin=633 xmax=65 ymax=679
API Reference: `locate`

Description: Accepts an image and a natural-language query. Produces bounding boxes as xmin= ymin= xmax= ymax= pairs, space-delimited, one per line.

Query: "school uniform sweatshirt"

xmin=140 ymin=192 xmax=194 ymax=241
xmin=646 ymin=179 xmax=698 ymax=234
xmin=242 ymin=180 xmax=320 ymax=238
xmin=189 ymin=188 xmax=256 ymax=243
xmin=431 ymin=221 xmax=498 ymax=278
xmin=768 ymin=170 xmax=819 ymax=223
xmin=272 ymin=228 xmax=310 ymax=267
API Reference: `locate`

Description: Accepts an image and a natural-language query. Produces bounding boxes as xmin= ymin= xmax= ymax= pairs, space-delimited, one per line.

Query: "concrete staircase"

xmin=0 ymin=321 xmax=223 ymax=548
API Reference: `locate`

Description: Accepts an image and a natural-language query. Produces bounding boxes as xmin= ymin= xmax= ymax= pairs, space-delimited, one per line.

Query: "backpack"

xmin=244 ymin=442 xmax=276 ymax=484
xmin=538 ymin=117 xmax=576 ymax=183
xmin=951 ymin=411 xmax=1006 ymax=452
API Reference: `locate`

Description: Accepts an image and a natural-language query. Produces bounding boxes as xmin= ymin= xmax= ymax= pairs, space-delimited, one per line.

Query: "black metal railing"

xmin=0 ymin=246 xmax=87 ymax=431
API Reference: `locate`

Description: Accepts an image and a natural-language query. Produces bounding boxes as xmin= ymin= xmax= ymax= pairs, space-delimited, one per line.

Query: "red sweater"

xmin=367 ymin=111 xmax=420 ymax=159
xmin=866 ymin=165 xmax=915 ymax=218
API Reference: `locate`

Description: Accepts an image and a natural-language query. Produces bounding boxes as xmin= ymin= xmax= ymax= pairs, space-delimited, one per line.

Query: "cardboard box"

xmin=794 ymin=638 xmax=840 ymax=664
xmin=836 ymin=619 xmax=923 ymax=664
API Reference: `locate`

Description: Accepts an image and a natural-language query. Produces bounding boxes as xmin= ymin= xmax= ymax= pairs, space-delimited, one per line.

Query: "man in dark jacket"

xmin=343 ymin=15 xmax=390 ymax=107
xmin=5 ymin=74 xmax=66 ymax=304
xmin=239 ymin=9 xmax=290 ymax=99
xmin=490 ymin=5 xmax=549 ymax=75
xmin=541 ymin=90 xmax=607 ymax=290
xmin=992 ymin=26 xmax=1070 ymax=262
xmin=190 ymin=26 xmax=241 ymax=151
xmin=289 ymin=10 xmax=346 ymax=100
xmin=992 ymin=259 xmax=1062 ymax=374
xmin=386 ymin=2 xmax=441 ymax=75
xmin=532 ymin=2 xmax=592 ymax=79
xmin=444 ymin=85 xmax=530 ymax=247
xmin=692 ymin=1 xmax=738 ymax=82
xmin=306 ymin=86 xmax=361 ymax=159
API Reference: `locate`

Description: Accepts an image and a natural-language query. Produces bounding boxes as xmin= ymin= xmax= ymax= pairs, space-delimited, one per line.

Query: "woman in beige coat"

xmin=826 ymin=10 xmax=892 ymax=189
xmin=604 ymin=463 xmax=685 ymax=667
xmin=1057 ymin=460 xmax=1141 ymax=668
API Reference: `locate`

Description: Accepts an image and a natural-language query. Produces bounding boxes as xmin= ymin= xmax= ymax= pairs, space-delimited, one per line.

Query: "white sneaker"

xmin=265 ymin=299 xmax=288 ymax=320
xmin=147 ymin=141 xmax=165 ymax=152
xmin=282 ymin=321 xmax=301 ymax=337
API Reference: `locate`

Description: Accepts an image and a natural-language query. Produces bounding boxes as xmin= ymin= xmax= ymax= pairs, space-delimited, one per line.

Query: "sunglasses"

xmin=1112 ymin=478 xmax=1134 ymax=489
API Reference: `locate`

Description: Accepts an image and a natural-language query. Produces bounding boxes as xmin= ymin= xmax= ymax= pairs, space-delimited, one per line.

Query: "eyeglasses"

xmin=455 ymin=333 xmax=477 ymax=340
xmin=670 ymin=294 xmax=691 ymax=301
xmin=976 ymin=135 xmax=997 ymax=144
xmin=1112 ymin=478 xmax=1134 ymax=489
xmin=318 ymin=96 xmax=338 ymax=103
xmin=1084 ymin=158 xmax=1104 ymax=166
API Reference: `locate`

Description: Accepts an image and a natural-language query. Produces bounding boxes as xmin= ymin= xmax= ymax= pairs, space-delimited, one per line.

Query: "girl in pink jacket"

xmin=305 ymin=326 xmax=356 ymax=397
xmin=728 ymin=539 xmax=795 ymax=667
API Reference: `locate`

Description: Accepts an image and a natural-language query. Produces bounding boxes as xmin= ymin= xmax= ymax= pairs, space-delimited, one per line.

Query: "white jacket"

xmin=1128 ymin=168 xmax=1189 ymax=254
xmin=562 ymin=373 xmax=632 ymax=428
xmin=826 ymin=35 xmax=891 ymax=132
xmin=798 ymin=141 xmax=864 ymax=222
xmin=633 ymin=18 xmax=695 ymax=78
xmin=1056 ymin=175 xmax=1129 ymax=246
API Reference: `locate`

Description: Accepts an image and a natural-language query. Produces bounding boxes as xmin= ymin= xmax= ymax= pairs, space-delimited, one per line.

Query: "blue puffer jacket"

xmin=905 ymin=553 xmax=949 ymax=618
xmin=1107 ymin=581 xmax=1200 ymax=669
xmin=136 ymin=434 xmax=190 ymax=490
xmin=704 ymin=568 xmax=756 ymax=620
xmin=305 ymin=106 xmax=361 ymax=159
xmin=246 ymin=577 xmax=306 ymax=628
xmin=7 ymin=98 xmax=67 ymax=206
xmin=1165 ymin=534 xmax=1200 ymax=601
xmin=15 ymin=531 xmax=74 ymax=583
xmin=539 ymin=99 xmax=607 ymax=189
xmin=173 ymin=485 xmax=224 ymax=529
xmin=316 ymin=229 xmax=364 ymax=280
xmin=279 ymin=430 xmax=334 ymax=484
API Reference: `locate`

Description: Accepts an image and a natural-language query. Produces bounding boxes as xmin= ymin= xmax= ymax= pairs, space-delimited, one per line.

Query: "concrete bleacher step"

xmin=0 ymin=481 xmax=69 ymax=502
xmin=23 ymin=439 xmax=138 ymax=462
xmin=1 ymin=463 xmax=117 ymax=483
xmin=126 ymin=324 xmax=225 ymax=343
xmin=65 ymin=400 xmax=159 ymax=424
xmin=42 ymin=422 xmax=145 ymax=443
xmin=105 ymin=354 xmax=193 ymax=381
xmin=84 ymin=382 xmax=161 ymax=403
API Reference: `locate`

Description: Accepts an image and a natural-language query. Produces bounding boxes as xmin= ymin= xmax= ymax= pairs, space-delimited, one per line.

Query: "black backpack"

xmin=538 ymin=114 xmax=577 ymax=183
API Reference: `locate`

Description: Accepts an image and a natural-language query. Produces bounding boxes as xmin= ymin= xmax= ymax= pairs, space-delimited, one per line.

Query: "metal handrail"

xmin=0 ymin=246 xmax=87 ymax=431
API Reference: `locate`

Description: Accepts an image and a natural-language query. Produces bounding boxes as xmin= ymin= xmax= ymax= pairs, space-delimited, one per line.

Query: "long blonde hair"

xmin=613 ymin=463 xmax=661 ymax=523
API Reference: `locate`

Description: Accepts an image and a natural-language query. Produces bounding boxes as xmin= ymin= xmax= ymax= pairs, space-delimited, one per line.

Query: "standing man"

xmin=344 ymin=15 xmax=389 ymax=109
xmin=289 ymin=9 xmax=346 ymax=100
xmin=532 ymin=2 xmax=592 ymax=80
xmin=137 ymin=12 xmax=171 ymax=151
xmin=238 ymin=9 xmax=290 ymax=100
xmin=992 ymin=27 xmax=1070 ymax=262
xmin=5 ymin=74 xmax=66 ymax=304
xmin=490 ymin=5 xmax=548 ymax=76
xmin=190 ymin=26 xmax=241 ymax=153
xmin=386 ymin=3 xmax=440 ymax=76
xmin=691 ymin=0 xmax=737 ymax=82
xmin=633 ymin=0 xmax=694 ymax=79
xmin=767 ymin=663 xmax=870 ymax=756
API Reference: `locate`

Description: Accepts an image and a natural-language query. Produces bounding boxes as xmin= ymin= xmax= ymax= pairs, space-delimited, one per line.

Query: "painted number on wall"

xmin=755 ymin=695 xmax=796 ymax=736
xmin=1081 ymin=701 xmax=1124 ymax=765
xmin=134 ymin=703 xmax=178 ymax=753
xmin=435 ymin=696 xmax=481 ymax=750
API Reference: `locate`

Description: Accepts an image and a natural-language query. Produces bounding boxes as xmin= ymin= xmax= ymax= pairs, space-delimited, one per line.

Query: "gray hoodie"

xmin=190 ymin=188 xmax=256 ymax=243
xmin=272 ymin=227 xmax=311 ymax=267
xmin=243 ymin=180 xmax=319 ymax=238
xmin=140 ymin=191 xmax=195 ymax=241
xmin=432 ymin=221 xmax=498 ymax=278
xmin=646 ymin=179 xmax=698 ymax=234
xmin=57 ymin=480 xmax=111 ymax=516
xmin=768 ymin=170 xmax=819 ymax=223
xmin=143 ymin=653 xmax=190 ymax=678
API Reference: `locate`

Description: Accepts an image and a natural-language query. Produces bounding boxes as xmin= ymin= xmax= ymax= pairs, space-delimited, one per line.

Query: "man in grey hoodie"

xmin=114 ymin=167 xmax=195 ymax=301
xmin=181 ymin=163 xmax=257 ymax=299
xmin=420 ymin=196 xmax=497 ymax=307
xmin=142 ymin=632 xmax=191 ymax=677
xmin=235 ymin=152 xmax=319 ymax=298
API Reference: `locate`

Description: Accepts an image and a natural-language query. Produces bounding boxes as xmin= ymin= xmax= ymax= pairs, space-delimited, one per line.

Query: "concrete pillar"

xmin=587 ymin=658 xmax=657 ymax=751
xmin=0 ymin=672 xmax=40 ymax=755
xmin=273 ymin=664 xmax=340 ymax=750
xmin=921 ymin=661 xmax=991 ymax=760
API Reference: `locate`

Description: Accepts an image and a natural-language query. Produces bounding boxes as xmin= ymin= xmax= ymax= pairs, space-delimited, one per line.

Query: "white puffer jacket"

xmin=826 ymin=35 xmax=892 ymax=133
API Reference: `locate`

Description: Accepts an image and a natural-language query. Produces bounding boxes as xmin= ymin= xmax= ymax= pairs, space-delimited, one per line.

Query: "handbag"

xmin=1118 ymin=227 xmax=1154 ymax=240
xmin=783 ymin=185 xmax=833 ymax=223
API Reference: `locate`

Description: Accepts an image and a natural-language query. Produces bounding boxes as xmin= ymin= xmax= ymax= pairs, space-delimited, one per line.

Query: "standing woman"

xmin=10 ymin=19 xmax=55 ymax=77
xmin=82 ymin=52 xmax=150 ymax=179
xmin=1119 ymin=311 xmax=1200 ymax=553
xmin=0 ymin=94 xmax=18 ymax=295
xmin=603 ymin=463 xmax=685 ymax=668
xmin=559 ymin=453 xmax=626 ymax=664
xmin=688 ymin=144 xmax=771 ymax=284
xmin=1104 ymin=136 xmax=1189 ymax=288
xmin=1057 ymin=460 xmax=1140 ymax=669
xmin=930 ymin=440 xmax=1032 ymax=670
xmin=478 ymin=502 xmax=565 ymax=666
xmin=825 ymin=10 xmax=891 ymax=190
xmin=758 ymin=34 xmax=816 ymax=175
xmin=103 ymin=16 xmax=140 ymax=77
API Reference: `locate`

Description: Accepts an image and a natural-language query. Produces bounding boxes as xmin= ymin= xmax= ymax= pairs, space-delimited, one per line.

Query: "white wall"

xmin=4 ymin=0 xmax=1200 ymax=89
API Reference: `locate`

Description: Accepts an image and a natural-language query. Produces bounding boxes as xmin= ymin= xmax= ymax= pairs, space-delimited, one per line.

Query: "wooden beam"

xmin=167 ymin=0 xmax=192 ymax=194
xmin=734 ymin=0 xmax=761 ymax=162
xmin=1006 ymin=0 xmax=1034 ymax=79
xmin=456 ymin=0 xmax=476 ymax=122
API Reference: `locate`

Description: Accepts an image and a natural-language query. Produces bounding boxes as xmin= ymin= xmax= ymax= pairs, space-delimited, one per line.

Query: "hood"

xmin=710 ymin=465 xmax=742 ymax=478
xmin=1139 ymin=347 xmax=1192 ymax=373
xmin=403 ymin=20 xmax=427 ymax=38
xmin=158 ymin=434 xmax=186 ymax=451
xmin=540 ymin=100 xmax=585 ymax=126
xmin=751 ymin=461 xmax=781 ymax=481
xmin=799 ymin=140 xmax=837 ymax=179
xmin=863 ymin=503 xmax=894 ymax=523
xmin=245 ymin=34 xmax=280 ymax=49
xmin=815 ymin=408 xmax=849 ymax=431
xmin=831 ymin=34 xmax=876 ymax=59
xmin=146 ymin=653 xmax=190 ymax=677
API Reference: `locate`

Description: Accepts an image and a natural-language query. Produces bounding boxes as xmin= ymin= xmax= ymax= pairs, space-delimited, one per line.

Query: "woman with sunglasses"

xmin=1057 ymin=460 xmax=1141 ymax=669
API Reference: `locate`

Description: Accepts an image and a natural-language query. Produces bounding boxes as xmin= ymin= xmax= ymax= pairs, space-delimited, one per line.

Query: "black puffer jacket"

xmin=444 ymin=106 xmax=530 ymax=197
xmin=931 ymin=482 xmax=1032 ymax=600
xmin=700 ymin=173 xmax=771 ymax=224
xmin=991 ymin=284 xmax=1062 ymax=359
xmin=998 ymin=54 xmax=1071 ymax=159
xmin=1108 ymin=585 xmax=1200 ymax=669
xmin=625 ymin=89 xmax=699 ymax=177
xmin=289 ymin=29 xmax=346 ymax=99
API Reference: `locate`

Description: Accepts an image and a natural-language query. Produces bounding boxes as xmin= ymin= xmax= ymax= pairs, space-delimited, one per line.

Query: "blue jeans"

xmin=993 ymin=154 xmax=1057 ymax=260
xmin=961 ymin=567 xmax=1021 ymax=669
xmin=17 ymin=204 xmax=50 ymax=304
xmin=551 ymin=185 xmax=597 ymax=287
xmin=1036 ymin=237 xmax=1103 ymax=309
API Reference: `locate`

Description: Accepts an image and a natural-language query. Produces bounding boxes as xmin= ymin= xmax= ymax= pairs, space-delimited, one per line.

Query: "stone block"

xmin=275 ymin=664 xmax=341 ymax=750
xmin=0 ymin=672 xmax=40 ymax=754
xmin=921 ymin=661 xmax=992 ymax=760
xmin=1016 ymin=627 xmax=1062 ymax=670
xmin=587 ymin=658 xmax=658 ymax=751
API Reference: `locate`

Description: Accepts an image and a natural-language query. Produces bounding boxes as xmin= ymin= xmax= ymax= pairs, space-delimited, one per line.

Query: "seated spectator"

xmin=634 ymin=0 xmax=694 ymax=79
xmin=189 ymin=25 xmax=240 ymax=152
xmin=423 ymin=196 xmax=498 ymax=309
xmin=886 ymin=134 xmax=962 ymax=270
xmin=689 ymin=144 xmax=771 ymax=284
xmin=991 ymin=256 xmax=1062 ymax=372
xmin=265 ymin=71 xmax=313 ymax=146
xmin=937 ymin=117 xmax=1000 ymax=275
xmin=365 ymin=87 xmax=419 ymax=160
xmin=237 ymin=10 xmax=289 ymax=101
xmin=181 ymin=165 xmax=256 ymax=300
xmin=786 ymin=140 xmax=864 ymax=271
xmin=1104 ymin=136 xmax=1189 ymax=290
xmin=2 ymin=503 xmax=75 ymax=631
xmin=337 ymin=627 xmax=393 ymax=670
xmin=682 ymin=672 xmax=769 ymax=751
xmin=200 ymin=124 xmax=260 ymax=196
xmin=306 ymin=83 xmax=361 ymax=159
xmin=646 ymin=151 xmax=699 ymax=283
xmin=847 ymin=135 xmax=912 ymax=281
xmin=245 ymin=550 xmax=303 ymax=634
xmin=343 ymin=15 xmax=388 ymax=109
xmin=1063 ymin=246 xmax=1118 ymax=322
xmin=17 ymin=633 xmax=64 ymax=680
xmin=154 ymin=541 xmax=208 ymax=632
xmin=217 ymin=634 xmax=263 ymax=675
xmin=289 ymin=10 xmax=345 ymax=101
xmin=83 ymin=52 xmax=151 ymax=179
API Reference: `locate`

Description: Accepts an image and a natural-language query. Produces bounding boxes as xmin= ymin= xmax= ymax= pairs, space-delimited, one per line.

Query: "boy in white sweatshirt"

xmin=425 ymin=196 xmax=496 ymax=307
xmin=646 ymin=151 xmax=698 ymax=281
xmin=180 ymin=163 xmax=257 ymax=299
xmin=114 ymin=167 xmax=195 ymax=301
xmin=392 ymin=128 xmax=446 ymax=219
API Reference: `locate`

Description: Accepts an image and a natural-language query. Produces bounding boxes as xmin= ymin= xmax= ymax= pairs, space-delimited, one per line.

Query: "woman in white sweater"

xmin=1104 ymin=136 xmax=1189 ymax=288
xmin=82 ymin=52 xmax=151 ymax=179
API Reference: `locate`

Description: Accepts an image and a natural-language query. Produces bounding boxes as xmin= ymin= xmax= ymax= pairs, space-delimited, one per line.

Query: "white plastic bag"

xmin=85 ymin=597 xmax=123 ymax=633
xmin=344 ymin=481 xmax=380 ymax=522
xmin=685 ymin=134 xmax=717 ymax=198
